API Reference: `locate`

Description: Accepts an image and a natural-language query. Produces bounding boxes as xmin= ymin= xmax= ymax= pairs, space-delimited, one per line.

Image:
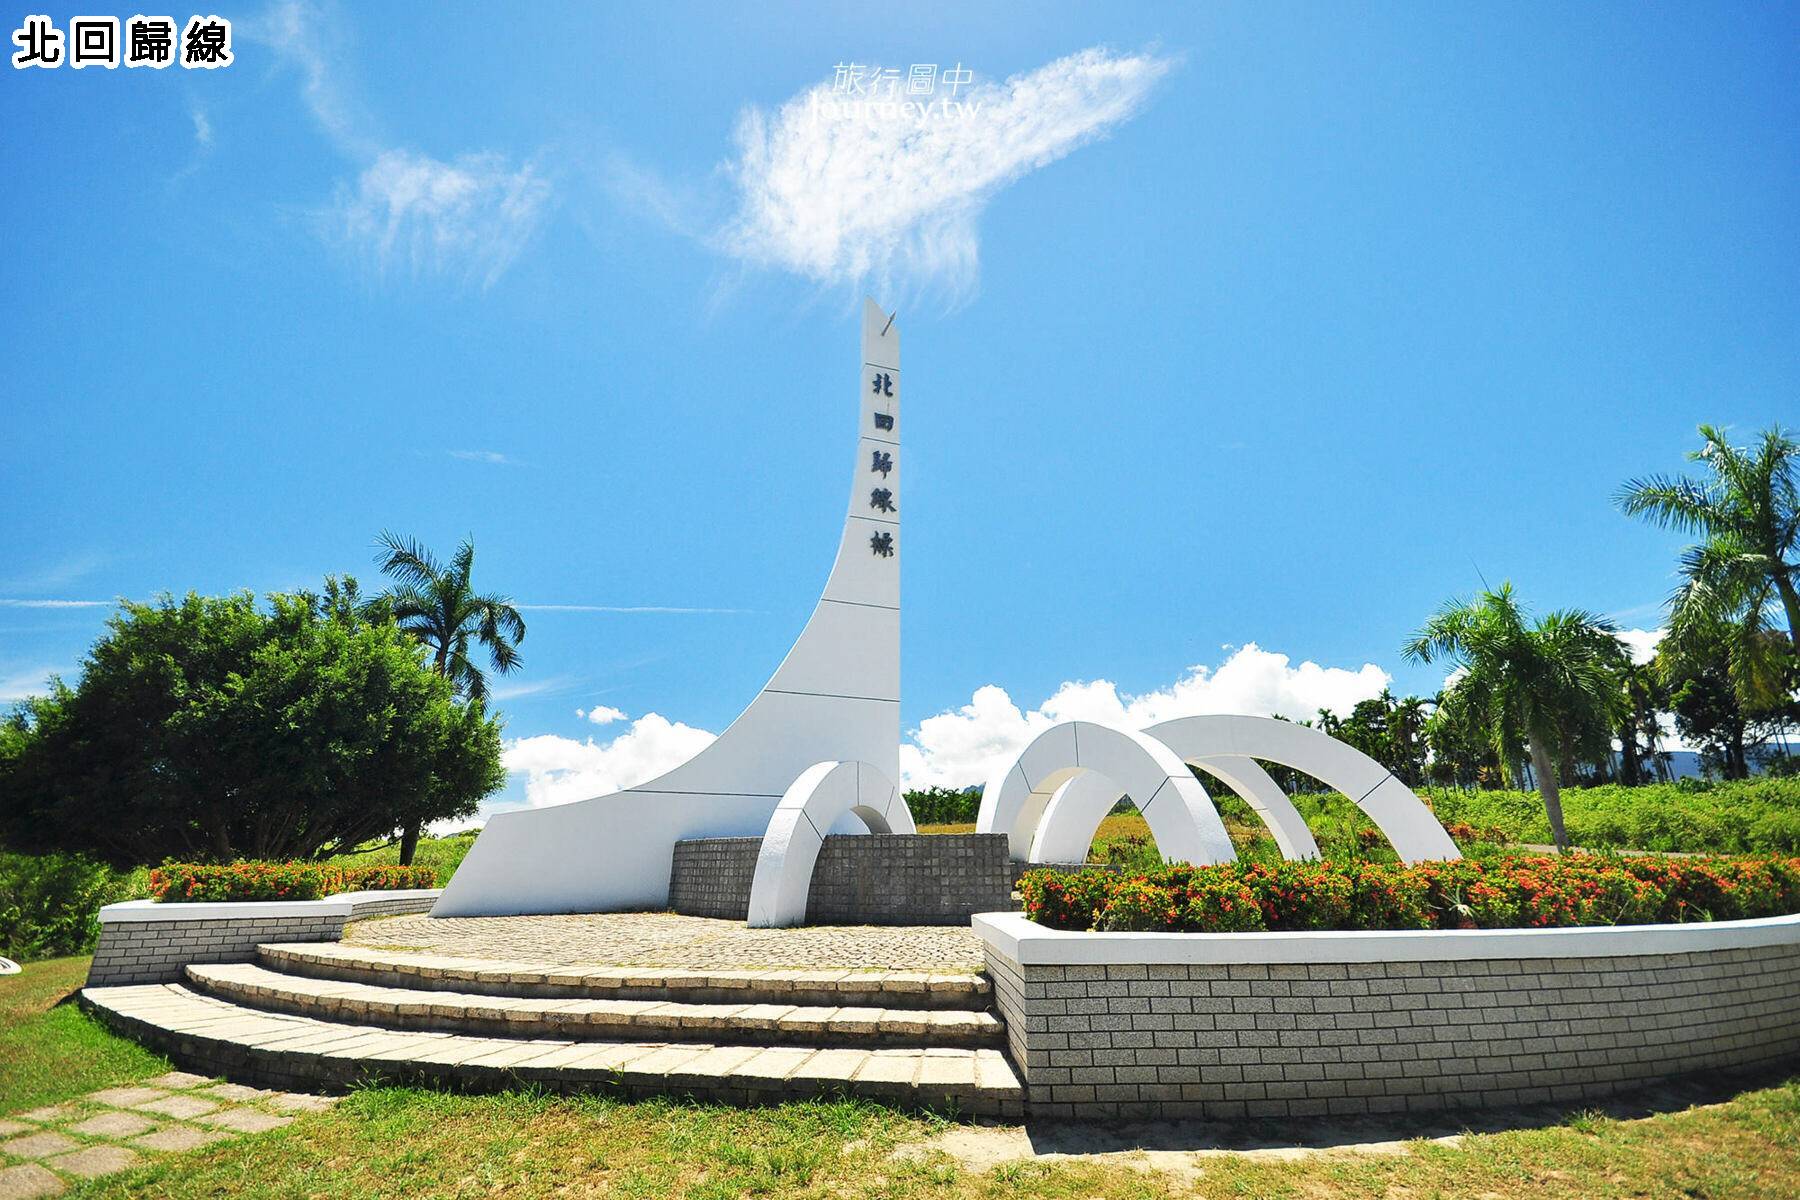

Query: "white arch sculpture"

xmin=1029 ymin=719 xmax=1461 ymax=867
xmin=1144 ymin=715 xmax=1458 ymax=862
xmin=434 ymin=300 xmax=904 ymax=916
xmin=747 ymin=760 xmax=913 ymax=927
xmin=1029 ymin=755 xmax=1321 ymax=865
xmin=976 ymin=721 xmax=1237 ymax=865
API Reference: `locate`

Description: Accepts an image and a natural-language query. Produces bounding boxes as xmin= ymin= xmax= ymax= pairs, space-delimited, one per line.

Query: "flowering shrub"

xmin=149 ymin=862 xmax=437 ymax=903
xmin=1017 ymin=853 xmax=1800 ymax=933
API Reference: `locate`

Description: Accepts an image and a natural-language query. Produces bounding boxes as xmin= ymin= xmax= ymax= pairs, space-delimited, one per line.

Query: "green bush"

xmin=1018 ymin=853 xmax=1800 ymax=933
xmin=0 ymin=851 xmax=148 ymax=962
xmin=1425 ymin=779 xmax=1800 ymax=854
xmin=904 ymin=786 xmax=981 ymax=825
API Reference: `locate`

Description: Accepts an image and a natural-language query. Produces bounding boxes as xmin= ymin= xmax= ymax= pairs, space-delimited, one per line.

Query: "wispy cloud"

xmin=488 ymin=674 xmax=581 ymax=702
xmin=0 ymin=598 xmax=110 ymax=609
xmin=703 ymin=47 xmax=1174 ymax=301
xmin=190 ymin=104 xmax=214 ymax=148
xmin=325 ymin=149 xmax=551 ymax=288
xmin=0 ymin=552 xmax=106 ymax=594
xmin=513 ymin=604 xmax=750 ymax=615
xmin=255 ymin=1 xmax=551 ymax=288
xmin=0 ymin=666 xmax=69 ymax=702
xmin=447 ymin=449 xmax=524 ymax=466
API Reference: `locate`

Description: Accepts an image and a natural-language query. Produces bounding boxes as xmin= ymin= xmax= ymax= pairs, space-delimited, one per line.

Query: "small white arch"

xmin=977 ymin=721 xmax=1235 ymax=865
xmin=747 ymin=760 xmax=913 ymax=927
xmin=1146 ymin=715 xmax=1459 ymax=863
xmin=1030 ymin=755 xmax=1323 ymax=864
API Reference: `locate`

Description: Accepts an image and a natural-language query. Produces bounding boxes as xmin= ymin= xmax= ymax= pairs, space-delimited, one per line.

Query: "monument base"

xmin=669 ymin=834 xmax=1012 ymax=925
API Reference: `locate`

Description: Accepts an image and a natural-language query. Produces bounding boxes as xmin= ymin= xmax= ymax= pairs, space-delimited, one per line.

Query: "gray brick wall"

xmin=87 ymin=891 xmax=440 ymax=986
xmin=668 ymin=838 xmax=762 ymax=920
xmin=669 ymin=834 xmax=1013 ymax=925
xmin=986 ymin=942 xmax=1800 ymax=1120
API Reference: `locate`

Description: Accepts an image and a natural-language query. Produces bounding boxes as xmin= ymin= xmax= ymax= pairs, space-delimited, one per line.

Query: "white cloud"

xmin=0 ymin=666 xmax=68 ymax=703
xmin=713 ymin=47 xmax=1173 ymax=298
xmin=504 ymin=713 xmax=716 ymax=808
xmin=578 ymin=704 xmax=627 ymax=725
xmin=898 ymin=643 xmax=1391 ymax=790
xmin=0 ymin=599 xmax=109 ymax=609
xmin=258 ymin=1 xmax=549 ymax=288
xmin=323 ymin=149 xmax=550 ymax=288
xmin=190 ymin=105 xmax=214 ymax=149
xmin=1618 ymin=627 xmax=1665 ymax=666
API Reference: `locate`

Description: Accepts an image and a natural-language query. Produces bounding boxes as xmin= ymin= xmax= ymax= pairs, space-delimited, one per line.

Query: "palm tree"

xmin=1403 ymin=584 xmax=1626 ymax=851
xmin=375 ymin=531 xmax=525 ymax=864
xmin=1617 ymin=423 xmax=1800 ymax=706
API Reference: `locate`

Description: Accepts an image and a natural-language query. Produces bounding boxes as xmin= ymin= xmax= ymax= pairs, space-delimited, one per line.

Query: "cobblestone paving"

xmin=0 ymin=1072 xmax=337 ymax=1197
xmin=344 ymin=911 xmax=986 ymax=972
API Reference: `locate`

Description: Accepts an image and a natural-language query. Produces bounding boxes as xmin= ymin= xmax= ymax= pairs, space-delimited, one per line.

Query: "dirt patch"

xmin=895 ymin=1118 xmax=1468 ymax=1181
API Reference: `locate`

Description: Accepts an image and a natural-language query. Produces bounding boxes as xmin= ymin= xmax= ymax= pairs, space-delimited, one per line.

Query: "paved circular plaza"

xmin=343 ymin=911 xmax=986 ymax=973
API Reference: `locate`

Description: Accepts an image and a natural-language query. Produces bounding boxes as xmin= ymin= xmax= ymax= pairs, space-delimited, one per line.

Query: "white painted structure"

xmin=436 ymin=305 xmax=1459 ymax=921
xmin=434 ymin=300 xmax=904 ymax=916
xmin=747 ymin=759 xmax=912 ymax=927
xmin=977 ymin=721 xmax=1237 ymax=867
xmin=974 ymin=907 xmax=1800 ymax=965
xmin=979 ymin=714 xmax=1460 ymax=866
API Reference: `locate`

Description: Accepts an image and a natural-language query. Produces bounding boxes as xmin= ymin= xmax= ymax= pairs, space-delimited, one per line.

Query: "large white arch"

xmin=976 ymin=721 xmax=1236 ymax=865
xmin=1145 ymin=715 xmax=1459 ymax=863
xmin=1029 ymin=755 xmax=1322 ymax=865
xmin=747 ymin=760 xmax=913 ymax=928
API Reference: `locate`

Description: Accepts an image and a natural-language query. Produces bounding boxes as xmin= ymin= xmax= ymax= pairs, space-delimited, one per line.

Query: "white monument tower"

xmin=434 ymin=300 xmax=901 ymax=916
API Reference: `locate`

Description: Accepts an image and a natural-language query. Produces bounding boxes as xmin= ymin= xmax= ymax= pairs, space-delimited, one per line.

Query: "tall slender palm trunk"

xmin=1528 ymin=735 xmax=1571 ymax=852
xmin=394 ymin=638 xmax=453 ymax=866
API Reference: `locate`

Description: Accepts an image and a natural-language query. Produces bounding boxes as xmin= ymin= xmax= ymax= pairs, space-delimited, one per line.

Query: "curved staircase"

xmin=81 ymin=942 xmax=1023 ymax=1116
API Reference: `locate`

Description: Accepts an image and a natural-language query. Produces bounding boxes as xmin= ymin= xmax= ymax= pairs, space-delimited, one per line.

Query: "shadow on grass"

xmin=1005 ymin=1062 xmax=1800 ymax=1156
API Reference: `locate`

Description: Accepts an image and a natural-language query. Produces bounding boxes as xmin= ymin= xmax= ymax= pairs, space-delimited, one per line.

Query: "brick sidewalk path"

xmin=0 ymin=1073 xmax=337 ymax=1198
xmin=344 ymin=911 xmax=986 ymax=973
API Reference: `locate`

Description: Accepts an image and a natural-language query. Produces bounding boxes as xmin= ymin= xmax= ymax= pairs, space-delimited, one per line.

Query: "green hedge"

xmin=0 ymin=852 xmax=148 ymax=962
xmin=148 ymin=862 xmax=438 ymax=903
xmin=904 ymin=786 xmax=982 ymax=825
xmin=1423 ymin=779 xmax=1800 ymax=854
xmin=1019 ymin=853 xmax=1800 ymax=933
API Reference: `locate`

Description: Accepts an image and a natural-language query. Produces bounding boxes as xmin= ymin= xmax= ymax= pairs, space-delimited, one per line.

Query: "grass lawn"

xmin=9 ymin=956 xmax=1800 ymax=1196
xmin=66 ymin=1075 xmax=1800 ymax=1199
xmin=0 ymin=955 xmax=169 ymax=1112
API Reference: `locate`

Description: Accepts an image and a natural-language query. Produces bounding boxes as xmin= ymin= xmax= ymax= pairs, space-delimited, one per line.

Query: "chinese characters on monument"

xmin=868 ymin=367 xmax=897 ymax=557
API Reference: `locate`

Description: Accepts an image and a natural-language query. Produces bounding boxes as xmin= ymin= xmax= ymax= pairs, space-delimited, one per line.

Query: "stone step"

xmin=187 ymin=963 xmax=1005 ymax=1049
xmin=258 ymin=942 xmax=992 ymax=1011
xmin=80 ymin=983 xmax=1023 ymax=1117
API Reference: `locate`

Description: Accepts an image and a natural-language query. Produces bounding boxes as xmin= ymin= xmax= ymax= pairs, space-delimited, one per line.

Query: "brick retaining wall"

xmin=668 ymin=838 xmax=762 ymax=920
xmin=88 ymin=890 xmax=441 ymax=986
xmin=670 ymin=834 xmax=1013 ymax=925
xmin=976 ymin=911 xmax=1800 ymax=1119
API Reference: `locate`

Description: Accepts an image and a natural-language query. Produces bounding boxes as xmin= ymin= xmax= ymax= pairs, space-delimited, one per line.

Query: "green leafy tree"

xmin=1403 ymin=584 xmax=1627 ymax=851
xmin=1614 ymin=657 xmax=1669 ymax=786
xmin=0 ymin=584 xmax=504 ymax=869
xmin=375 ymin=532 xmax=525 ymax=864
xmin=1659 ymin=619 xmax=1800 ymax=780
xmin=1617 ymin=423 xmax=1800 ymax=705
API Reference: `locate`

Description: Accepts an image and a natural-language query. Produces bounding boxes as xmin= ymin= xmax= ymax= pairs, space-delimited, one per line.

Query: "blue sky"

xmin=3 ymin=3 xmax=1796 ymax=814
